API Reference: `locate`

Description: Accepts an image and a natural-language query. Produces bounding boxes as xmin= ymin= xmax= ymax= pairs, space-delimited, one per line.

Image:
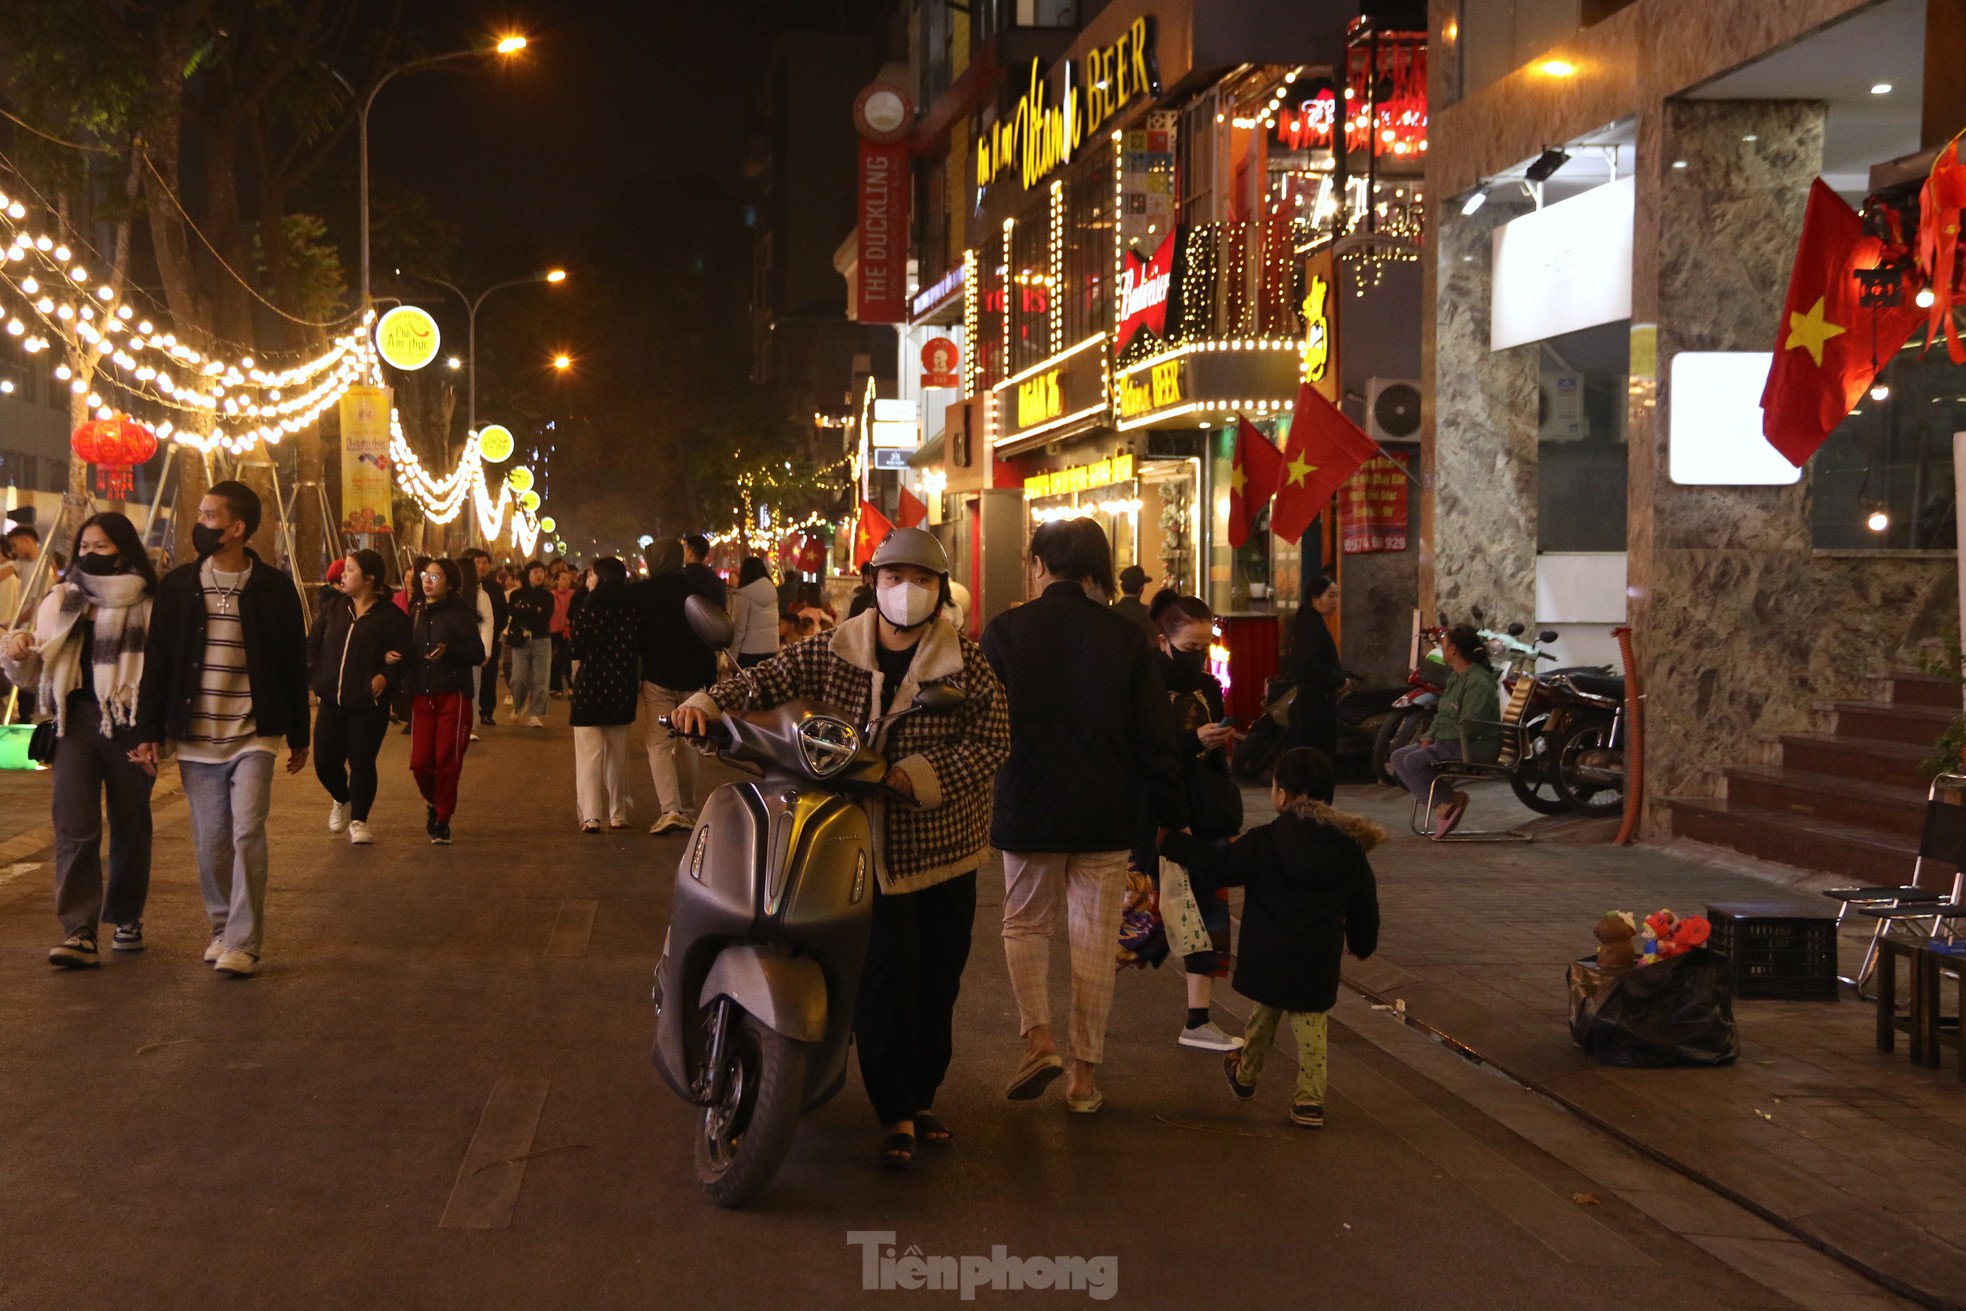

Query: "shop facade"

xmin=1422 ymin=0 xmax=1962 ymax=824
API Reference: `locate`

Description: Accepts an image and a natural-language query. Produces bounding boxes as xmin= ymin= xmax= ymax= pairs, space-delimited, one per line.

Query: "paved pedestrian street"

xmin=0 ymin=730 xmax=1923 ymax=1308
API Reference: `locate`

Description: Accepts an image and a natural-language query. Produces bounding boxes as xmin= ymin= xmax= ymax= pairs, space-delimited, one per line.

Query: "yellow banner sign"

xmin=1016 ymin=369 xmax=1063 ymax=429
xmin=1025 ymin=453 xmax=1135 ymax=499
xmin=338 ymin=385 xmax=394 ymax=534
xmin=1117 ymin=359 xmax=1185 ymax=420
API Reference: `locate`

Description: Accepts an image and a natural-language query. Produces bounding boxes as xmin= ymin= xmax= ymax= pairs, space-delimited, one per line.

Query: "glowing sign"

xmin=507 ymin=466 xmax=535 ymax=494
xmin=477 ymin=424 xmax=514 ymax=462
xmin=1025 ymin=453 xmax=1134 ymax=499
xmin=519 ymin=490 xmax=541 ymax=512
xmin=538 ymin=516 xmax=557 ymax=533
xmin=1117 ymin=229 xmax=1176 ymax=353
xmin=1303 ymin=274 xmax=1331 ymax=384
xmin=977 ymin=18 xmax=1160 ymax=191
xmin=374 ymin=305 xmax=440 ymax=372
xmin=1117 ymin=360 xmax=1184 ymax=420
xmin=1016 ymin=369 xmax=1063 ymax=429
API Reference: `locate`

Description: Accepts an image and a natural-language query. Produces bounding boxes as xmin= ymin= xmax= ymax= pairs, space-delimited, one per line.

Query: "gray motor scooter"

xmin=650 ymin=597 xmax=965 ymax=1208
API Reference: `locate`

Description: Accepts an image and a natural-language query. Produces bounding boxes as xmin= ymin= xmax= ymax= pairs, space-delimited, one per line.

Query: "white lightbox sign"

xmin=1668 ymin=351 xmax=1801 ymax=485
xmin=1490 ymin=175 xmax=1635 ymax=351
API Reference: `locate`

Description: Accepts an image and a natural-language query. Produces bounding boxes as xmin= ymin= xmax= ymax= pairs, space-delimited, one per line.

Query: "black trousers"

xmin=314 ymin=700 xmax=391 ymax=822
xmin=550 ymin=634 xmax=571 ymax=692
xmin=51 ymin=702 xmax=154 ymax=936
xmin=1289 ymin=687 xmax=1338 ymax=761
xmin=854 ymin=870 xmax=977 ymax=1127
xmin=478 ymin=639 xmax=502 ymax=719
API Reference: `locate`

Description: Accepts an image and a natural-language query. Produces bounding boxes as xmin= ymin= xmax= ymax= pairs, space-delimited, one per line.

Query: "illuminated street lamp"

xmin=341 ymin=34 xmax=530 ymax=309
xmin=552 ymin=353 xmax=573 ymax=371
xmin=410 ymin=268 xmax=569 ymax=435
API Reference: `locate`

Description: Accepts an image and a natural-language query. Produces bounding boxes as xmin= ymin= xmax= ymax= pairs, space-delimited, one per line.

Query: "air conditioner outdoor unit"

xmin=1538 ymin=372 xmax=1588 ymax=442
xmin=1365 ymin=378 xmax=1422 ymax=445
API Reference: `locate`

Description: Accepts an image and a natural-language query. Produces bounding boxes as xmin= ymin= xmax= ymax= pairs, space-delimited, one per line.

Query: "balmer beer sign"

xmin=977 ymin=18 xmax=1161 ymax=192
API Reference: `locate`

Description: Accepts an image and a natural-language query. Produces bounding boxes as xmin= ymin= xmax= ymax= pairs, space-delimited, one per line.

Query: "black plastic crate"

xmin=1706 ymin=901 xmax=1839 ymax=1001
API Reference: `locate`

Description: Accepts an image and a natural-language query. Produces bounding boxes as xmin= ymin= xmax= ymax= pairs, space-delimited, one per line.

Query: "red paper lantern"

xmin=71 ymin=414 xmax=159 ymax=501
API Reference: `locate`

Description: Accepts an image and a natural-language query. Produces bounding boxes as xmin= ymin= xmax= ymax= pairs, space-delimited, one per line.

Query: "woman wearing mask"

xmin=981 ymin=517 xmax=1188 ymax=1114
xmin=307 ymin=549 xmax=412 ymax=845
xmin=569 ymin=557 xmax=641 ymax=832
xmin=1 ymin=512 xmax=158 ymax=967
xmin=1132 ymin=591 xmax=1245 ymax=1052
xmin=671 ymin=529 xmax=1010 ymax=1168
xmin=408 ymin=559 xmax=486 ymax=845
xmin=728 ymin=556 xmax=781 ymax=669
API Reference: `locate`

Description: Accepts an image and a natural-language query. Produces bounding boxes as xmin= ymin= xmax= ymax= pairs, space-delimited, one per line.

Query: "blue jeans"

xmin=179 ymin=751 xmax=275 ymax=956
xmin=1390 ymin=740 xmax=1464 ymax=806
xmin=508 ymin=636 xmax=551 ymax=718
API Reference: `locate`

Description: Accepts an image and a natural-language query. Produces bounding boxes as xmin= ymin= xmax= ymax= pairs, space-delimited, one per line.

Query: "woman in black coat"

xmin=1286 ymin=575 xmax=1352 ymax=759
xmin=1162 ymin=747 xmax=1380 ymax=1128
xmin=1128 ymin=591 xmax=1245 ymax=1053
xmin=307 ymin=548 xmax=412 ymax=844
xmin=569 ymin=558 xmax=641 ymax=832
xmin=408 ymin=559 xmax=486 ymax=844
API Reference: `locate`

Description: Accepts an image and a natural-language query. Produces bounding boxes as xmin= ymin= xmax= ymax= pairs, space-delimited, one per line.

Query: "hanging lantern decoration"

xmin=71 ymin=414 xmax=158 ymax=500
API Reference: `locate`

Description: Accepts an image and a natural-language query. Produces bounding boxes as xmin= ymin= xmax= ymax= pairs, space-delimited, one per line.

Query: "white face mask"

xmin=877 ymin=577 xmax=940 ymax=629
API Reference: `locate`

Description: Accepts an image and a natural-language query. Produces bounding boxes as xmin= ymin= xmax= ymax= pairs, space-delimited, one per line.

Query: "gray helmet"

xmin=864 ymin=527 xmax=950 ymax=577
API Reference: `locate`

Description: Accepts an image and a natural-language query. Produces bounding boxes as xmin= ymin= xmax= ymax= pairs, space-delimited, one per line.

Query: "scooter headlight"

xmin=796 ymin=714 xmax=859 ymax=778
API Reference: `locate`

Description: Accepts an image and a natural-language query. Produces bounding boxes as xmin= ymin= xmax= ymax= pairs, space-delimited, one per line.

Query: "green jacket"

xmin=1430 ymin=664 xmax=1502 ymax=757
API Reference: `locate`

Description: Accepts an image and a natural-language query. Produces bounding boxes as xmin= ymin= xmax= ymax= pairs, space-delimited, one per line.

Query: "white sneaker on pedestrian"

xmin=1178 ymin=1021 xmax=1246 ymax=1052
xmin=469 ymin=732 xmax=481 ymax=742
xmin=203 ymin=935 xmax=226 ymax=965
xmin=49 ymin=930 xmax=100 ymax=969
xmin=504 ymin=694 xmax=514 ymax=707
xmin=328 ymin=800 xmax=349 ymax=833
xmin=214 ymin=948 xmax=260 ymax=978
xmin=111 ymin=921 xmax=145 ymax=952
xmin=649 ymin=812 xmax=690 ymax=835
xmin=348 ymin=820 xmax=374 ymax=845
xmin=526 ymin=715 xmax=545 ymax=728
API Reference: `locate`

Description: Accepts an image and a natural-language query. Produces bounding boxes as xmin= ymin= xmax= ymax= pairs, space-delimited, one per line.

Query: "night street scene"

xmin=2 ymin=0 xmax=1964 ymax=1306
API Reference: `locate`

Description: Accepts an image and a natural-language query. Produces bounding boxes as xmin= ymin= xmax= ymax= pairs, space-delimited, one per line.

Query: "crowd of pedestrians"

xmin=5 ymin=499 xmax=1386 ymax=1156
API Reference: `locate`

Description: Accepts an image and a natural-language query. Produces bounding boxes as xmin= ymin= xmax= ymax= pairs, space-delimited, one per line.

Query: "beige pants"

xmin=1001 ymin=849 xmax=1129 ymax=1066
xmin=573 ymin=724 xmax=633 ymax=826
xmin=638 ymin=682 xmax=697 ymax=817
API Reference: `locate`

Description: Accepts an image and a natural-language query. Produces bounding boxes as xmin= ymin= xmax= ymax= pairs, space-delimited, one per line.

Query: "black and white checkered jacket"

xmin=682 ymin=611 xmax=1010 ymax=894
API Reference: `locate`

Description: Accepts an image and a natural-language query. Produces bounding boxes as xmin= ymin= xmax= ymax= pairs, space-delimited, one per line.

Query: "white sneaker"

xmin=348 ymin=820 xmax=374 ymax=845
xmin=504 ymin=694 xmax=514 ymax=707
xmin=203 ymin=936 xmax=227 ymax=965
xmin=526 ymin=715 xmax=545 ymax=728
xmin=214 ymin=948 xmax=260 ymax=978
xmin=328 ymin=800 xmax=349 ymax=833
xmin=469 ymin=732 xmax=481 ymax=742
xmin=649 ymin=812 xmax=690 ymax=835
xmin=1178 ymin=1021 xmax=1246 ymax=1052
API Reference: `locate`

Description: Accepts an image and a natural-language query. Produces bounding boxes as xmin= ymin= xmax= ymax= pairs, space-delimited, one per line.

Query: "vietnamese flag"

xmin=1761 ymin=179 xmax=1923 ymax=467
xmin=897 ymin=486 xmax=928 ymax=529
xmin=1271 ymin=381 xmax=1381 ymax=545
xmin=853 ymin=499 xmax=894 ymax=568
xmin=1227 ymin=415 xmax=1284 ymax=549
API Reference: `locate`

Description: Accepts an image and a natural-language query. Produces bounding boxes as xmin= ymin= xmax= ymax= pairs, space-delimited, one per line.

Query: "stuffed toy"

xmin=1594 ymin=911 xmax=1639 ymax=971
xmin=1643 ymin=908 xmax=1712 ymax=960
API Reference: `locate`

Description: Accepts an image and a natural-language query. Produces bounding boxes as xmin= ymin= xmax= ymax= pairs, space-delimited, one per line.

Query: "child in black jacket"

xmin=1161 ymin=747 xmax=1381 ymax=1128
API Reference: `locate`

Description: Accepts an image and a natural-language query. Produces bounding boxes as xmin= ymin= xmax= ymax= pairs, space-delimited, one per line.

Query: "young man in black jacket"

xmin=631 ymin=539 xmax=716 ymax=833
xmin=464 ymin=548 xmax=508 ymax=727
xmin=505 ymin=560 xmax=554 ymax=727
xmin=680 ymin=533 xmax=727 ymax=610
xmin=134 ymin=482 xmax=309 ymax=978
xmin=982 ymin=517 xmax=1188 ymax=1113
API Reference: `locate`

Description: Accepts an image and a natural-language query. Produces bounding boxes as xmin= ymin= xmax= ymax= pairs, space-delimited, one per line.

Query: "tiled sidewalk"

xmin=1294 ymin=780 xmax=1966 ymax=1309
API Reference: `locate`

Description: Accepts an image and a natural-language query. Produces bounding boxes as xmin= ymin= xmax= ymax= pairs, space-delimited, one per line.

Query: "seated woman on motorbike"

xmin=1387 ymin=624 xmax=1500 ymax=838
xmin=669 ymin=528 xmax=1010 ymax=1170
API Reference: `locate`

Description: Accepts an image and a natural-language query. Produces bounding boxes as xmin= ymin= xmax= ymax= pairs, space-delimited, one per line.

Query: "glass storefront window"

xmin=1537 ymin=320 xmax=1630 ymax=552
xmin=1812 ymin=342 xmax=1963 ymax=551
xmin=1009 ymin=199 xmax=1051 ymax=375
xmin=1062 ymin=144 xmax=1113 ymax=350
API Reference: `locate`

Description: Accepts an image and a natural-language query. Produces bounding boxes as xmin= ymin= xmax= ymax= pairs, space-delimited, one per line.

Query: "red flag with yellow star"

xmin=1761 ymin=179 xmax=1922 ymax=467
xmin=1228 ymin=415 xmax=1284 ymax=549
xmin=853 ymin=499 xmax=894 ymax=568
xmin=1272 ymin=382 xmax=1380 ymax=545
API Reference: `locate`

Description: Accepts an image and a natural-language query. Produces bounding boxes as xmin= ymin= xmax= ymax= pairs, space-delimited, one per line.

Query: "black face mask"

xmin=76 ymin=552 xmax=122 ymax=576
xmin=191 ymin=524 xmax=228 ymax=557
xmin=1159 ymin=646 xmax=1208 ymax=691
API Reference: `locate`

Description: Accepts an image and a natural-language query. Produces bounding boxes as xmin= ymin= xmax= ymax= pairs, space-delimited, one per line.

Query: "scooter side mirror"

xmin=1539 ymin=629 xmax=1559 ymax=644
xmin=1436 ymin=610 xmax=1449 ymax=627
xmin=1470 ymin=604 xmax=1485 ymax=623
xmin=1506 ymin=622 xmax=1525 ymax=637
xmin=684 ymin=594 xmax=735 ymax=651
xmin=913 ymin=683 xmax=967 ymax=715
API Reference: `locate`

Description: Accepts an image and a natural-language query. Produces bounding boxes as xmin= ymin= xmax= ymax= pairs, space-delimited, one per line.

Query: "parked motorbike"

xmin=1370 ymin=626 xmax=1447 ymax=786
xmin=1544 ymin=670 xmax=1627 ymax=817
xmin=649 ymin=597 xmax=967 ymax=1208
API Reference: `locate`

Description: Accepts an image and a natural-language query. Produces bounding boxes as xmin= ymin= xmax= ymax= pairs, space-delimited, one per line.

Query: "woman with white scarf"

xmin=0 ymin=512 xmax=158 ymax=968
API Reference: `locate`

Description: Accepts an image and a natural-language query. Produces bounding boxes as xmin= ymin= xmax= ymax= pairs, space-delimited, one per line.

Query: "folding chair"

xmin=1407 ymin=674 xmax=1536 ymax=844
xmin=1850 ymin=774 xmax=1966 ymax=998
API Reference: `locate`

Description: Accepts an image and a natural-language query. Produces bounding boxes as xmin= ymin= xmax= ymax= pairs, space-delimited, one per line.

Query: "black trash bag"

xmin=1567 ymin=947 xmax=1741 ymax=1068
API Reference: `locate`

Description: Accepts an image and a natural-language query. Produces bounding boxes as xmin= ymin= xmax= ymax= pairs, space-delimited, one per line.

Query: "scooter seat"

xmin=1563 ymin=672 xmax=1625 ymax=700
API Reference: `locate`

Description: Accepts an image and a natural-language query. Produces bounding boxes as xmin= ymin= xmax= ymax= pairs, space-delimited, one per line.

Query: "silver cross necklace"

xmin=208 ymin=561 xmax=247 ymax=615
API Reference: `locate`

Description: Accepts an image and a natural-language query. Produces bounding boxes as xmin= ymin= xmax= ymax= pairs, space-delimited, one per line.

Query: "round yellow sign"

xmin=375 ymin=305 xmax=441 ymax=371
xmin=478 ymin=425 xmax=514 ymax=462
xmin=539 ymin=516 xmax=557 ymax=534
xmin=506 ymin=466 xmax=535 ymax=493
xmin=519 ymin=490 xmax=542 ymax=512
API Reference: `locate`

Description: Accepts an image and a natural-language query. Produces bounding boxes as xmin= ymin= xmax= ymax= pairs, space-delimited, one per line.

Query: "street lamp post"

xmin=411 ymin=270 xmax=567 ymax=435
xmin=347 ymin=35 xmax=528 ymax=309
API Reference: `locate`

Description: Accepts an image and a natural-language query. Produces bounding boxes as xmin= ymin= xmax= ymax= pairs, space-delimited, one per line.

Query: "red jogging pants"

xmin=410 ymin=692 xmax=473 ymax=822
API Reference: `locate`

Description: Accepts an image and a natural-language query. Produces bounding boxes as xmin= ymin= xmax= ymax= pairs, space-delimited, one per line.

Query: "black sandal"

xmin=879 ymin=1131 xmax=916 ymax=1168
xmin=915 ymin=1113 xmax=953 ymax=1145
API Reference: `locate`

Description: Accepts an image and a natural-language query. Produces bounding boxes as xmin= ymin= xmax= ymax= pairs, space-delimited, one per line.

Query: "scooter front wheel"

xmin=695 ymin=1007 xmax=808 ymax=1209
xmin=1372 ymin=706 xmax=1430 ymax=786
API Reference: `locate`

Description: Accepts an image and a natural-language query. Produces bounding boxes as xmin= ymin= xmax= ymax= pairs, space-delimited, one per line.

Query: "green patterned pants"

xmin=1237 ymin=1005 xmax=1328 ymax=1105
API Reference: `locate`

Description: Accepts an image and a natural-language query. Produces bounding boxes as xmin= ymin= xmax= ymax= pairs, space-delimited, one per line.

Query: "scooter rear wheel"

xmin=1507 ymin=714 xmax=1570 ymax=815
xmin=695 ymin=1007 xmax=808 ymax=1209
xmin=1372 ymin=706 xmax=1430 ymax=787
